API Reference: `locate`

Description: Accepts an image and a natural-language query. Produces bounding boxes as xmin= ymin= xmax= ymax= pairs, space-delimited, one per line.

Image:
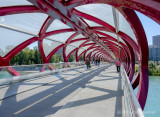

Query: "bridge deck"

xmin=0 ymin=65 xmax=123 ymax=117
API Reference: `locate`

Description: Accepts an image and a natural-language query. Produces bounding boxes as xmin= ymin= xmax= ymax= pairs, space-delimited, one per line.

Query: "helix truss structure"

xmin=0 ymin=0 xmax=160 ymax=110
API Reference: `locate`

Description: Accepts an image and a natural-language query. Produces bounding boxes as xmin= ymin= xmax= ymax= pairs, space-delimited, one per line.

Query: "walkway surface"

xmin=0 ymin=65 xmax=123 ymax=117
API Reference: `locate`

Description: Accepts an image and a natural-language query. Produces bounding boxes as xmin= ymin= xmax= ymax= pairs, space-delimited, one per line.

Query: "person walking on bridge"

xmin=85 ymin=58 xmax=90 ymax=70
xmin=98 ymin=58 xmax=100 ymax=67
xmin=116 ymin=59 xmax=121 ymax=72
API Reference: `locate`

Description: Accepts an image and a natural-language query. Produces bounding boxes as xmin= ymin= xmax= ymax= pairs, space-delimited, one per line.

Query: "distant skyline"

xmin=136 ymin=11 xmax=160 ymax=45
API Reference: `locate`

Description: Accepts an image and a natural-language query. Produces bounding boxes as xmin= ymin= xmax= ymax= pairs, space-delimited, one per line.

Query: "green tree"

xmin=10 ymin=46 xmax=43 ymax=65
xmin=79 ymin=54 xmax=84 ymax=61
xmin=68 ymin=53 xmax=76 ymax=62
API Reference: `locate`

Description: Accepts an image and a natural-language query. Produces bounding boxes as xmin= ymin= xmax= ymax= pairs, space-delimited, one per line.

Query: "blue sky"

xmin=136 ymin=11 xmax=160 ymax=45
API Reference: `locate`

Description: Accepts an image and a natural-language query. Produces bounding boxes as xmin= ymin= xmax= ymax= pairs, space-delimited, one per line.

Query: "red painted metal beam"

xmin=5 ymin=37 xmax=38 ymax=61
xmin=66 ymin=48 xmax=78 ymax=60
xmin=28 ymin=0 xmax=114 ymax=59
xmin=65 ymin=32 xmax=78 ymax=44
xmin=47 ymin=44 xmax=65 ymax=60
xmin=6 ymin=67 xmax=21 ymax=76
xmin=0 ymin=37 xmax=38 ymax=76
xmin=67 ymin=0 xmax=160 ymax=25
xmin=44 ymin=29 xmax=74 ymax=38
xmin=0 ymin=6 xmax=42 ymax=16
xmin=39 ymin=16 xmax=54 ymax=39
xmin=119 ymin=7 xmax=149 ymax=110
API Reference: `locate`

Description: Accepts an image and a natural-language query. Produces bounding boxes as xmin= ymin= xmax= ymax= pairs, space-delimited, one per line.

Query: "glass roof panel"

xmin=70 ymin=40 xmax=86 ymax=47
xmin=0 ymin=13 xmax=48 ymax=35
xmin=98 ymin=34 xmax=106 ymax=37
xmin=97 ymin=31 xmax=126 ymax=44
xmin=91 ymin=50 xmax=99 ymax=57
xmin=0 ymin=0 xmax=32 ymax=7
xmin=75 ymin=4 xmax=115 ymax=28
xmin=95 ymin=53 xmax=100 ymax=57
xmin=43 ymin=39 xmax=63 ymax=57
xmin=78 ymin=48 xmax=85 ymax=56
xmin=71 ymin=34 xmax=85 ymax=40
xmin=119 ymin=12 xmax=137 ymax=43
xmin=46 ymin=19 xmax=71 ymax=32
xmin=48 ymin=32 xmax=75 ymax=43
xmin=97 ymin=30 xmax=117 ymax=39
xmin=82 ymin=45 xmax=93 ymax=50
xmin=105 ymin=40 xmax=118 ymax=46
xmin=66 ymin=45 xmax=77 ymax=57
xmin=85 ymin=41 xmax=94 ymax=44
xmin=0 ymin=27 xmax=33 ymax=57
xmin=86 ymin=48 xmax=96 ymax=57
xmin=83 ymin=19 xmax=101 ymax=27
xmin=118 ymin=37 xmax=126 ymax=45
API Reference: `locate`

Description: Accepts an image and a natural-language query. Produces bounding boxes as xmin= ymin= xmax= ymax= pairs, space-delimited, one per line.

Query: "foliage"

xmin=10 ymin=47 xmax=64 ymax=65
xmin=49 ymin=53 xmax=64 ymax=63
xmin=135 ymin=65 xmax=139 ymax=73
xmin=68 ymin=53 xmax=76 ymax=62
xmin=79 ymin=54 xmax=84 ymax=61
xmin=135 ymin=61 xmax=160 ymax=76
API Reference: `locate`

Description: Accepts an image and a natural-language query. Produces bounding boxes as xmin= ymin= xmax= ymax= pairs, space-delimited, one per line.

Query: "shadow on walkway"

xmin=0 ymin=65 xmax=116 ymax=117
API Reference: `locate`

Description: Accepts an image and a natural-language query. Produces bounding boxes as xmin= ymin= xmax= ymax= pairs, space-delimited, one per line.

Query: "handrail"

xmin=121 ymin=65 xmax=144 ymax=117
xmin=0 ymin=65 xmax=85 ymax=85
xmin=0 ymin=62 xmax=108 ymax=85
xmin=0 ymin=62 xmax=85 ymax=68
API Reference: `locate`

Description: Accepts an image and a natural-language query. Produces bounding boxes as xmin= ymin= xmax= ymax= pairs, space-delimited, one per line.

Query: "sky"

xmin=136 ymin=11 xmax=160 ymax=45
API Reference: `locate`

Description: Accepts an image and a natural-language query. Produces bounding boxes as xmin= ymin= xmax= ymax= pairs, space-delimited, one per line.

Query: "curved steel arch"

xmin=0 ymin=6 xmax=42 ymax=16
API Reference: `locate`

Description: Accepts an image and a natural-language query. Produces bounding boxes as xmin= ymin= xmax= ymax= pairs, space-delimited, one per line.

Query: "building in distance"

xmin=153 ymin=35 xmax=160 ymax=47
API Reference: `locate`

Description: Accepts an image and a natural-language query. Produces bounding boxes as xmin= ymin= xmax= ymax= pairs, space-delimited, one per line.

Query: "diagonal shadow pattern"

xmin=0 ymin=65 xmax=111 ymax=117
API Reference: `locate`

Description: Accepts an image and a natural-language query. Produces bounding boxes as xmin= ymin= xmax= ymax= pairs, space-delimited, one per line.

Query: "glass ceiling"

xmin=85 ymin=41 xmax=94 ymax=44
xmin=48 ymin=32 xmax=75 ymax=43
xmin=82 ymin=19 xmax=101 ymax=27
xmin=97 ymin=30 xmax=126 ymax=45
xmin=78 ymin=48 xmax=85 ymax=57
xmin=71 ymin=34 xmax=85 ymax=40
xmin=86 ymin=48 xmax=97 ymax=57
xmin=0 ymin=0 xmax=32 ymax=7
xmin=91 ymin=50 xmax=99 ymax=57
xmin=46 ymin=19 xmax=71 ymax=32
xmin=70 ymin=40 xmax=86 ymax=47
xmin=66 ymin=45 xmax=77 ymax=57
xmin=75 ymin=4 xmax=115 ymax=28
xmin=43 ymin=39 xmax=63 ymax=57
xmin=0 ymin=13 xmax=48 ymax=35
xmin=82 ymin=45 xmax=93 ymax=50
xmin=0 ymin=1 xmax=141 ymax=63
xmin=0 ymin=27 xmax=33 ymax=57
xmin=119 ymin=12 xmax=138 ymax=43
xmin=97 ymin=30 xmax=117 ymax=39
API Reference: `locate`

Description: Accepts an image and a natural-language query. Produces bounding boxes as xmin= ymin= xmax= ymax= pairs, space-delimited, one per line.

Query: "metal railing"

xmin=121 ymin=65 xmax=144 ymax=117
xmin=0 ymin=62 xmax=84 ymax=77
xmin=0 ymin=62 xmax=85 ymax=84
xmin=0 ymin=62 xmax=108 ymax=85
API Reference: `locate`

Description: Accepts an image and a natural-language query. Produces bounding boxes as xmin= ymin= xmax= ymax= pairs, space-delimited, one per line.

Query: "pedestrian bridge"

xmin=0 ymin=63 xmax=143 ymax=117
xmin=1 ymin=0 xmax=159 ymax=116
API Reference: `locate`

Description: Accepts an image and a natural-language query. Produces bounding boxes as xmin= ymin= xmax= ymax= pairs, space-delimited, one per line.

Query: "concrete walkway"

xmin=0 ymin=65 xmax=123 ymax=117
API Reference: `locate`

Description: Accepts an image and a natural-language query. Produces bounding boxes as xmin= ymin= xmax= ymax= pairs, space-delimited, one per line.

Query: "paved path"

xmin=0 ymin=65 xmax=123 ymax=117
